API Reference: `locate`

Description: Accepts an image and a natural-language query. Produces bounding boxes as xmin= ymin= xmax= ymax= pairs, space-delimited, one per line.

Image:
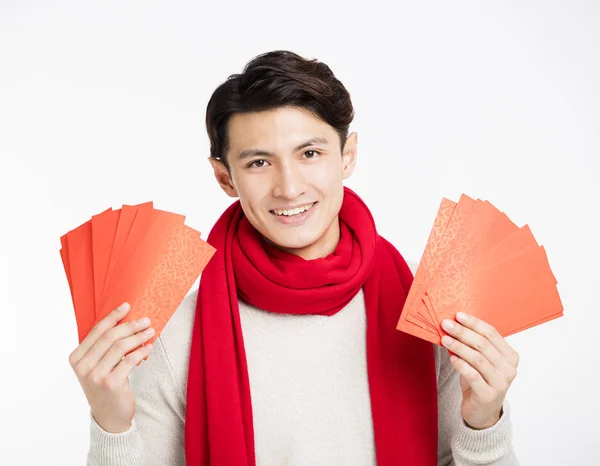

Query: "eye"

xmin=248 ymin=159 xmax=268 ymax=168
xmin=303 ymin=150 xmax=319 ymax=159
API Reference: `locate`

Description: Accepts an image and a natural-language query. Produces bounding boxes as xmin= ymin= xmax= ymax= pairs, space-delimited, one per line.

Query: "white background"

xmin=1 ymin=1 xmax=598 ymax=464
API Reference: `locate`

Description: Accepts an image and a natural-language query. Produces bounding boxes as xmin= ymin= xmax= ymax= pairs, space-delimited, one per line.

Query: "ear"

xmin=208 ymin=157 xmax=239 ymax=198
xmin=342 ymin=131 xmax=358 ymax=180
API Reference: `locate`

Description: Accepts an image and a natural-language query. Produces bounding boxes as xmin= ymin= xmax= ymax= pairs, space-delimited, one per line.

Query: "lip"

xmin=270 ymin=202 xmax=317 ymax=226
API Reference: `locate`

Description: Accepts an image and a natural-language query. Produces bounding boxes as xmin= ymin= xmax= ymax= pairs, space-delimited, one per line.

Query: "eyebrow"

xmin=238 ymin=137 xmax=330 ymax=159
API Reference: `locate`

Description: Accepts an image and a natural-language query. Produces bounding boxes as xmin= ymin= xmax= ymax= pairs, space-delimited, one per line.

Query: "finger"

xmin=69 ymin=303 xmax=131 ymax=366
xmin=73 ymin=317 xmax=152 ymax=378
xmin=456 ymin=312 xmax=519 ymax=366
xmin=450 ymin=354 xmax=495 ymax=399
xmin=442 ymin=334 xmax=504 ymax=389
xmin=442 ymin=318 xmax=505 ymax=370
xmin=94 ymin=326 xmax=155 ymax=375
xmin=109 ymin=343 xmax=155 ymax=383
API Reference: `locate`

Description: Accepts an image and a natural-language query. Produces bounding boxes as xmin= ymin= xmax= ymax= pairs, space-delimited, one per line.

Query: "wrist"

xmin=464 ymin=406 xmax=503 ymax=430
xmin=92 ymin=412 xmax=132 ymax=434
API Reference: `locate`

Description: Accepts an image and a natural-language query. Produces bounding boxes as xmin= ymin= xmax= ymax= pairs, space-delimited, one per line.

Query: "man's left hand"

xmin=441 ymin=312 xmax=519 ymax=430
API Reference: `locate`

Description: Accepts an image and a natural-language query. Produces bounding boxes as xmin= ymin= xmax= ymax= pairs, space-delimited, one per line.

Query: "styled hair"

xmin=205 ymin=50 xmax=355 ymax=169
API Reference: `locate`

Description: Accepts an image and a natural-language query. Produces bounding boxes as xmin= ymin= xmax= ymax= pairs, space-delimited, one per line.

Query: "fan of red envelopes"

xmin=60 ymin=202 xmax=216 ymax=347
xmin=397 ymin=194 xmax=564 ymax=345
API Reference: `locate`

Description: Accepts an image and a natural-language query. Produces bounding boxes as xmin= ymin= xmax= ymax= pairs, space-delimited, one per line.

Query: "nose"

xmin=272 ymin=162 xmax=307 ymax=199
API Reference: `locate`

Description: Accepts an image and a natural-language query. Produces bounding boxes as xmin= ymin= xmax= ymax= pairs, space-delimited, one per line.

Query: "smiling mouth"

xmin=270 ymin=202 xmax=317 ymax=217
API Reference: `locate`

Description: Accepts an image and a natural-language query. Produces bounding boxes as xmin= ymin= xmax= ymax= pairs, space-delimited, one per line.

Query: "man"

xmin=70 ymin=50 xmax=520 ymax=465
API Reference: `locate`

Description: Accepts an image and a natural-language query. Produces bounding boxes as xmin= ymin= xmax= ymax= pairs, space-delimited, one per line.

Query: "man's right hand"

xmin=68 ymin=303 xmax=156 ymax=433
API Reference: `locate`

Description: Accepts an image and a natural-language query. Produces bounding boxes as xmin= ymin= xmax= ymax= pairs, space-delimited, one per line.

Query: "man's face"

xmin=210 ymin=106 xmax=357 ymax=259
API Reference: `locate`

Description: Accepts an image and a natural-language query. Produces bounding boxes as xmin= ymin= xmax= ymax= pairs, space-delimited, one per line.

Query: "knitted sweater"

xmin=86 ymin=267 xmax=518 ymax=465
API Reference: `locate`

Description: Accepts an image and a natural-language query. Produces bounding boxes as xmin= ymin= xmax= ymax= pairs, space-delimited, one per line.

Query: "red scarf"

xmin=185 ymin=187 xmax=438 ymax=465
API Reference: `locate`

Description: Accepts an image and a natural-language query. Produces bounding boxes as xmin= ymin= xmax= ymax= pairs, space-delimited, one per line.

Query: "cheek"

xmin=234 ymin=178 xmax=270 ymax=213
xmin=309 ymin=161 xmax=344 ymax=193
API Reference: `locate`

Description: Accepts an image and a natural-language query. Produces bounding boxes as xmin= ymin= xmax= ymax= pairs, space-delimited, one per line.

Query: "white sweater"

xmin=87 ymin=278 xmax=518 ymax=465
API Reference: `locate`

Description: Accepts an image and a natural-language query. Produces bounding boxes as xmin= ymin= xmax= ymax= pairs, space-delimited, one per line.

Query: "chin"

xmin=265 ymin=231 xmax=322 ymax=252
xmin=249 ymin=202 xmax=335 ymax=254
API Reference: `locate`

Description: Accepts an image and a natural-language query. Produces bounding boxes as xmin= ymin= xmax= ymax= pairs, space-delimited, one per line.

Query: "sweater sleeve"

xmin=436 ymin=345 xmax=519 ymax=466
xmin=87 ymin=335 xmax=186 ymax=466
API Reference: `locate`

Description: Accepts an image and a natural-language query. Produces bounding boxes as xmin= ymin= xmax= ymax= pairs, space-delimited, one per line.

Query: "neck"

xmin=271 ymin=216 xmax=341 ymax=260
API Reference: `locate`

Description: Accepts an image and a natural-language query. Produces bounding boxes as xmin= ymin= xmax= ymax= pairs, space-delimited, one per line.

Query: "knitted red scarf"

xmin=184 ymin=187 xmax=438 ymax=465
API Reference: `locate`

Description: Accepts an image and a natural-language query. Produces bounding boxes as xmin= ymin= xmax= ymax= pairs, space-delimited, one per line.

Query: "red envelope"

xmin=397 ymin=195 xmax=563 ymax=345
xmin=60 ymin=203 xmax=216 ymax=353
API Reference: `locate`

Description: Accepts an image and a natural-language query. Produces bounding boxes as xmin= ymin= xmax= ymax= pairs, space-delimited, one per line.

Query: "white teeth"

xmin=273 ymin=203 xmax=314 ymax=216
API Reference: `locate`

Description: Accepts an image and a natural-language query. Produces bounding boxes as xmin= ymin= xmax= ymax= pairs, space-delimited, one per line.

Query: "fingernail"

xmin=118 ymin=303 xmax=131 ymax=312
xmin=442 ymin=319 xmax=454 ymax=330
xmin=456 ymin=312 xmax=467 ymax=322
xmin=138 ymin=317 xmax=151 ymax=325
xmin=144 ymin=327 xmax=155 ymax=335
xmin=442 ymin=335 xmax=454 ymax=346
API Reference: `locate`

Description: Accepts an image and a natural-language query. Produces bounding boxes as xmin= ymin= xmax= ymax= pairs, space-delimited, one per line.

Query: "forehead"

xmin=227 ymin=106 xmax=336 ymax=151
